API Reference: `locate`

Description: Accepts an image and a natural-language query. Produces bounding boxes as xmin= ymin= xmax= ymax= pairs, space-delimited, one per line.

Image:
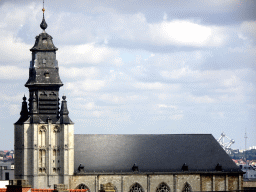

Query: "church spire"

xmin=24 ymin=1 xmax=63 ymax=123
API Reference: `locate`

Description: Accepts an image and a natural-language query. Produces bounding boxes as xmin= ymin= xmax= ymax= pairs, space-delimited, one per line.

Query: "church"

xmin=14 ymin=10 xmax=243 ymax=192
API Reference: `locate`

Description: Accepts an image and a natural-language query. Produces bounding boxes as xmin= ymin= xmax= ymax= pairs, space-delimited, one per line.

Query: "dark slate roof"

xmin=74 ymin=134 xmax=241 ymax=174
xmin=23 ymin=115 xmax=59 ymax=124
xmin=30 ymin=32 xmax=58 ymax=51
xmin=25 ymin=67 xmax=63 ymax=87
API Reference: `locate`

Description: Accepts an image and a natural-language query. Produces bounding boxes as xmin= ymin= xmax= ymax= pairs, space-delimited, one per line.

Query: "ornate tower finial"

xmin=42 ymin=0 xmax=45 ymax=13
xmin=40 ymin=0 xmax=47 ymax=30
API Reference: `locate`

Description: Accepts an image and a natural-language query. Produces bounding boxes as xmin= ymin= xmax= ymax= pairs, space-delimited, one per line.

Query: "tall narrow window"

xmin=42 ymin=129 xmax=45 ymax=146
xmin=39 ymin=126 xmax=46 ymax=147
xmin=53 ymin=126 xmax=59 ymax=169
xmin=39 ymin=149 xmax=46 ymax=169
xmin=42 ymin=149 xmax=46 ymax=167
xmin=130 ymin=183 xmax=144 ymax=192
xmin=54 ymin=126 xmax=59 ymax=147
xmin=182 ymin=182 xmax=192 ymax=192
xmin=156 ymin=183 xmax=170 ymax=192
xmin=53 ymin=149 xmax=56 ymax=168
xmin=38 ymin=131 xmax=42 ymax=147
xmin=53 ymin=149 xmax=56 ymax=156
xmin=39 ymin=150 xmax=42 ymax=167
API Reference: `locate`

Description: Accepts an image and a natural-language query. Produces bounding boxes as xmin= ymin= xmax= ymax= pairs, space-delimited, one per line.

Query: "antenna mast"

xmin=244 ymin=128 xmax=248 ymax=161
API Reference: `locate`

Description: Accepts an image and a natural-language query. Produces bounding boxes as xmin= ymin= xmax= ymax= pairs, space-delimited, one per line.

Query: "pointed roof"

xmin=59 ymin=96 xmax=74 ymax=124
xmin=30 ymin=10 xmax=58 ymax=51
xmin=15 ymin=95 xmax=29 ymax=125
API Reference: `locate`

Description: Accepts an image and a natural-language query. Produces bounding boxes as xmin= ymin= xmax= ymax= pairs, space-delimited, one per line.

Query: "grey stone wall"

xmin=70 ymin=173 xmax=242 ymax=192
xmin=14 ymin=123 xmax=74 ymax=189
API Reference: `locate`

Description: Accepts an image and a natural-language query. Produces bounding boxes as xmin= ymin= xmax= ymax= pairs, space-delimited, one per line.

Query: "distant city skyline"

xmin=0 ymin=0 xmax=255 ymax=150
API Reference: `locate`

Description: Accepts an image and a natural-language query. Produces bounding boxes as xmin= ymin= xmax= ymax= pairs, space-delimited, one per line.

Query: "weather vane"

xmin=42 ymin=0 xmax=45 ymax=13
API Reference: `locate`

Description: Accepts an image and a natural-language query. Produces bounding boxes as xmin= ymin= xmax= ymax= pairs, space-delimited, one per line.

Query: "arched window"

xmin=39 ymin=126 xmax=46 ymax=147
xmin=76 ymin=184 xmax=90 ymax=191
xmin=156 ymin=182 xmax=170 ymax=192
xmin=130 ymin=183 xmax=144 ymax=192
xmin=53 ymin=149 xmax=57 ymax=156
xmin=182 ymin=182 xmax=192 ymax=192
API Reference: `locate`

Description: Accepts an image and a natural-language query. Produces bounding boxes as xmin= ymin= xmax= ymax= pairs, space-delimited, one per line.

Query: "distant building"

xmin=0 ymin=161 xmax=14 ymax=181
xmin=14 ymin=9 xmax=244 ymax=192
xmin=239 ymin=164 xmax=256 ymax=180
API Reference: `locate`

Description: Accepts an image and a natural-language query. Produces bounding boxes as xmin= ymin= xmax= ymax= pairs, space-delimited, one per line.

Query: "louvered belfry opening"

xmin=38 ymin=90 xmax=59 ymax=115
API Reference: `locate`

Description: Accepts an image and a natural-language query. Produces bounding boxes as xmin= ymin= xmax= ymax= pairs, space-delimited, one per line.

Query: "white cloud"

xmin=100 ymin=94 xmax=147 ymax=104
xmin=131 ymin=65 xmax=147 ymax=77
xmin=9 ymin=104 xmax=20 ymax=115
xmin=100 ymin=94 xmax=126 ymax=104
xmin=83 ymin=102 xmax=96 ymax=110
xmin=146 ymin=50 xmax=209 ymax=69
xmin=0 ymin=66 xmax=27 ymax=79
xmin=211 ymin=111 xmax=225 ymax=119
xmin=190 ymin=95 xmax=215 ymax=104
xmin=66 ymin=79 xmax=106 ymax=94
xmin=134 ymin=82 xmax=167 ymax=90
xmin=149 ymin=20 xmax=225 ymax=47
xmin=223 ymin=75 xmax=239 ymax=87
xmin=202 ymin=0 xmax=237 ymax=7
xmin=0 ymin=35 xmax=31 ymax=64
xmin=161 ymin=66 xmax=195 ymax=79
xmin=158 ymin=104 xmax=177 ymax=110
xmin=170 ymin=114 xmax=183 ymax=120
xmin=60 ymin=66 xmax=100 ymax=79
xmin=109 ymin=13 xmax=227 ymax=47
xmin=156 ymin=104 xmax=183 ymax=120
xmin=161 ymin=68 xmax=251 ymax=85
xmin=240 ymin=21 xmax=256 ymax=40
xmin=0 ymin=3 xmax=41 ymax=64
xmin=92 ymin=110 xmax=103 ymax=117
xmin=163 ymin=12 xmax=168 ymax=20
xmin=0 ymin=93 xmax=24 ymax=102
xmin=58 ymin=43 xmax=122 ymax=65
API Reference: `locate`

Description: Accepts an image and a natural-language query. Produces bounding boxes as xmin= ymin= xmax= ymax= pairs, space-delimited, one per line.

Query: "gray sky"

xmin=0 ymin=0 xmax=255 ymax=150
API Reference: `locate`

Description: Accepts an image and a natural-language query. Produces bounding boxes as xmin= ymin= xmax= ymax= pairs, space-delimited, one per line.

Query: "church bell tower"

xmin=14 ymin=8 xmax=74 ymax=189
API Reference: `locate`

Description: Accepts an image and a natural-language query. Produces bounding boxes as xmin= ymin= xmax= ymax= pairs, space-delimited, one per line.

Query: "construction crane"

xmin=217 ymin=132 xmax=235 ymax=154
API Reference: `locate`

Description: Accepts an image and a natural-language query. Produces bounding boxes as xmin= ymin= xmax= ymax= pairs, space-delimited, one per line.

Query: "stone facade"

xmin=15 ymin=122 xmax=74 ymax=189
xmin=70 ymin=173 xmax=243 ymax=191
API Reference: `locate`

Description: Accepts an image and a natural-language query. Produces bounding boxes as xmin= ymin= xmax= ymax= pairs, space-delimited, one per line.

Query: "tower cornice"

xmin=30 ymin=32 xmax=58 ymax=52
